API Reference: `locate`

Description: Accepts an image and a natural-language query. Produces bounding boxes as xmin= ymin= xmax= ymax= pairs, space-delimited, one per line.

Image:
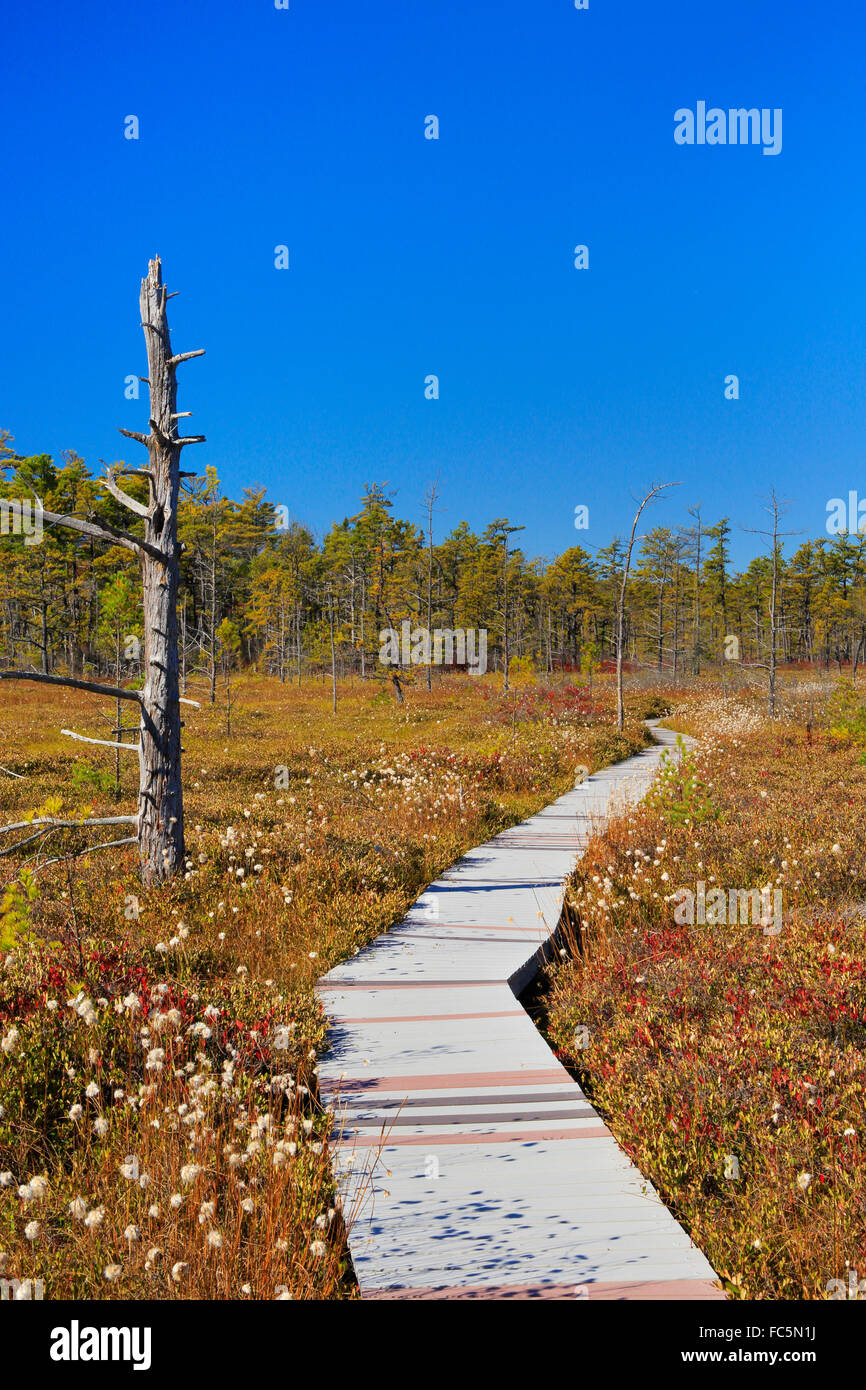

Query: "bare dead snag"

xmin=130 ymin=256 xmax=205 ymax=883
xmin=0 ymin=256 xmax=204 ymax=885
xmin=615 ymin=483 xmax=680 ymax=731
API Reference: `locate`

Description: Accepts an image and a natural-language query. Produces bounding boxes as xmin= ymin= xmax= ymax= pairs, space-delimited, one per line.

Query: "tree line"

xmin=3 ymin=449 xmax=865 ymax=694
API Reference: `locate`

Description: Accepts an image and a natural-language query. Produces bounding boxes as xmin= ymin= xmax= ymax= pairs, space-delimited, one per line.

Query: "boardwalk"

xmin=316 ymin=724 xmax=723 ymax=1300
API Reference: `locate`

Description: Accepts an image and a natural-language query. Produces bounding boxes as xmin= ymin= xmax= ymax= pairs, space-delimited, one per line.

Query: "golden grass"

xmin=0 ymin=672 xmax=646 ymax=1299
xmin=545 ymin=686 xmax=866 ymax=1299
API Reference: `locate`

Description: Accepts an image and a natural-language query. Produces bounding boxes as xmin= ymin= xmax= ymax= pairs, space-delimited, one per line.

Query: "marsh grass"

xmin=0 ymin=672 xmax=645 ymax=1299
xmin=546 ymin=685 xmax=866 ymax=1299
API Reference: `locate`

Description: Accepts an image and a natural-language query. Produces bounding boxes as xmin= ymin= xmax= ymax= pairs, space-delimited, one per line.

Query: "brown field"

xmin=0 ymin=672 xmax=648 ymax=1299
xmin=544 ymin=680 xmax=866 ymax=1299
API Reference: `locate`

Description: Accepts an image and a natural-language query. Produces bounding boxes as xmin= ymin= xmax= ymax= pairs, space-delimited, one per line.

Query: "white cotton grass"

xmin=198 ymin=1201 xmax=216 ymax=1226
xmin=0 ymin=921 xmax=343 ymax=1303
xmin=18 ymin=1176 xmax=49 ymax=1204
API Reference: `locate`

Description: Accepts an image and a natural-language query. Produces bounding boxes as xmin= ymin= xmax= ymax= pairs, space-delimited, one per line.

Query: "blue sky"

xmin=1 ymin=0 xmax=864 ymax=567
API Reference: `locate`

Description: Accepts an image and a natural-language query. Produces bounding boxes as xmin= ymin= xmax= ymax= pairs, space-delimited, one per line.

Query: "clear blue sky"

xmin=2 ymin=0 xmax=864 ymax=567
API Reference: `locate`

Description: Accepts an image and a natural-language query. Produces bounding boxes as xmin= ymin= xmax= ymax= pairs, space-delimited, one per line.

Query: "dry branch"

xmin=0 ymin=671 xmax=142 ymax=703
xmin=117 ymin=429 xmax=151 ymax=449
xmin=40 ymin=508 xmax=166 ymax=564
xmin=61 ymin=728 xmax=139 ymax=751
xmin=0 ymin=816 xmax=139 ymax=835
xmin=102 ymin=470 xmax=149 ymax=519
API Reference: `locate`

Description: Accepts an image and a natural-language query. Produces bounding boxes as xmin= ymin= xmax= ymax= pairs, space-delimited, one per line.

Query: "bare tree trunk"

xmin=208 ymin=528 xmax=217 ymax=705
xmin=672 ymin=559 xmax=681 ymax=678
xmin=1 ymin=256 xmax=204 ymax=885
xmin=688 ymin=505 xmax=703 ymax=675
xmin=656 ymin=570 xmax=666 ymax=672
xmin=181 ymin=598 xmax=187 ymax=696
xmin=744 ymin=490 xmax=793 ymax=720
xmin=134 ymin=258 xmax=200 ymax=883
xmin=499 ymin=523 xmax=525 ymax=695
xmin=41 ymin=600 xmax=49 ymax=673
xmin=503 ymin=541 xmax=509 ymax=695
xmin=425 ymin=482 xmax=438 ymax=693
xmin=768 ymin=522 xmax=779 ymax=718
xmin=360 ymin=571 xmax=366 ymax=679
xmin=114 ymin=630 xmax=122 ymax=797
xmin=616 ymin=484 xmax=679 ymax=730
xmin=327 ymin=586 xmax=337 ymax=714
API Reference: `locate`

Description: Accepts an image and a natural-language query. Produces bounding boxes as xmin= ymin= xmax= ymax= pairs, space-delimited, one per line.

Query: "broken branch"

xmin=117 ymin=428 xmax=151 ymax=449
xmin=0 ymin=671 xmax=142 ymax=703
xmin=61 ymin=728 xmax=140 ymax=751
xmin=101 ymin=469 xmax=149 ymax=519
xmin=168 ymin=349 xmax=205 ymax=367
xmin=41 ymin=509 xmax=167 ymax=564
xmin=0 ymin=815 xmax=139 ymax=836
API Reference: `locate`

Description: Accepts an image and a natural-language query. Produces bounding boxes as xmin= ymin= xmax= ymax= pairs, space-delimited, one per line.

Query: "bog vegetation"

xmin=0 ymin=674 xmax=647 ymax=1298
xmin=545 ymin=679 xmax=866 ymax=1300
xmin=3 ymin=406 xmax=866 ymax=1300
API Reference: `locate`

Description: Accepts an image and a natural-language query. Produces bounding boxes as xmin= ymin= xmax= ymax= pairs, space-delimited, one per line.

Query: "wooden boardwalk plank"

xmin=317 ymin=724 xmax=724 ymax=1300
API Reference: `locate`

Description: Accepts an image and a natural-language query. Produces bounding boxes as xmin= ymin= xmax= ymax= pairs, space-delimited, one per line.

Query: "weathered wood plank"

xmin=317 ymin=725 xmax=724 ymax=1299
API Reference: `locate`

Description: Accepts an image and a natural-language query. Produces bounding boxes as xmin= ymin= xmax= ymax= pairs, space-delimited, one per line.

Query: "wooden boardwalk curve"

xmin=316 ymin=724 xmax=723 ymax=1300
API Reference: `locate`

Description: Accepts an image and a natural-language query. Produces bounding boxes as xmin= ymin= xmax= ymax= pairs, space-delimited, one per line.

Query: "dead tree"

xmin=742 ymin=491 xmax=798 ymax=718
xmin=0 ymin=256 xmax=204 ymax=884
xmin=615 ymin=483 xmax=680 ymax=730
